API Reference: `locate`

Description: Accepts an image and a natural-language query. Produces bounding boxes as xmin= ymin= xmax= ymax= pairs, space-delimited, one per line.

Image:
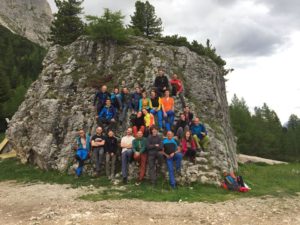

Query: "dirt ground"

xmin=0 ymin=181 xmax=299 ymax=225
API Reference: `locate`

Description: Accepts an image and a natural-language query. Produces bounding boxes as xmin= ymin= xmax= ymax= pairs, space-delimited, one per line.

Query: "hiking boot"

xmin=176 ymin=170 xmax=182 ymax=176
xmin=135 ymin=181 xmax=141 ymax=186
xmin=122 ymin=177 xmax=128 ymax=184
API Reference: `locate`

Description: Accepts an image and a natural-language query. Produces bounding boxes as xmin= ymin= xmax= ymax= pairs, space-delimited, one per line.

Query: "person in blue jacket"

xmin=191 ymin=117 xmax=210 ymax=151
xmin=162 ymin=131 xmax=183 ymax=188
xmin=98 ymin=99 xmax=117 ymax=131
xmin=74 ymin=129 xmax=91 ymax=177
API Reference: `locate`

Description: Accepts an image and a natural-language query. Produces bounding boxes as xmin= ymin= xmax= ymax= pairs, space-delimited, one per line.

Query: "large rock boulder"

xmin=6 ymin=36 xmax=237 ymax=184
xmin=0 ymin=0 xmax=52 ymax=47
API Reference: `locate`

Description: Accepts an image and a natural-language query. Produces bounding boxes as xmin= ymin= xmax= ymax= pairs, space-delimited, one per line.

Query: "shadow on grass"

xmin=1 ymin=158 xmax=299 ymax=203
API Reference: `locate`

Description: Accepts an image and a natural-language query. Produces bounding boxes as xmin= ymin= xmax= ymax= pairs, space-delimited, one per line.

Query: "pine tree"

xmin=49 ymin=0 xmax=85 ymax=46
xmin=130 ymin=1 xmax=163 ymax=37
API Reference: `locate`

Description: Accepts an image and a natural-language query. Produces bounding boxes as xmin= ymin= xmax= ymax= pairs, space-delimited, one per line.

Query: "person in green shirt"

xmin=132 ymin=131 xmax=147 ymax=185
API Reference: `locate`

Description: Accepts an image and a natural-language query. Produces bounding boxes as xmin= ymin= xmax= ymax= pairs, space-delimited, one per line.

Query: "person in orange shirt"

xmin=161 ymin=90 xmax=175 ymax=131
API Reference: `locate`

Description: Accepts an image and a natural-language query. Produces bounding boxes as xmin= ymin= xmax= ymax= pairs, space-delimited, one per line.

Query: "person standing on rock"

xmin=93 ymin=85 xmax=111 ymax=114
xmin=131 ymin=87 xmax=142 ymax=113
xmin=149 ymin=90 xmax=163 ymax=131
xmin=121 ymin=128 xmax=135 ymax=184
xmin=98 ymin=99 xmax=117 ymax=132
xmin=147 ymin=126 xmax=164 ymax=186
xmin=74 ymin=129 xmax=91 ymax=177
xmin=170 ymin=73 xmax=186 ymax=109
xmin=91 ymin=126 xmax=106 ymax=177
xmin=154 ymin=68 xmax=169 ymax=97
xmin=161 ymin=89 xmax=175 ymax=131
xmin=110 ymin=87 xmax=122 ymax=119
xmin=104 ymin=130 xmax=118 ymax=180
xmin=180 ymin=130 xmax=197 ymax=163
xmin=174 ymin=113 xmax=190 ymax=140
xmin=120 ymin=87 xmax=133 ymax=124
xmin=162 ymin=131 xmax=183 ymax=188
xmin=191 ymin=117 xmax=210 ymax=151
xmin=132 ymin=130 xmax=148 ymax=185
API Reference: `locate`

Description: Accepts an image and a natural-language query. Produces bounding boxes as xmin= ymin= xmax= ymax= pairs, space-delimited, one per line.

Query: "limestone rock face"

xmin=0 ymin=0 xmax=52 ymax=47
xmin=7 ymin=36 xmax=237 ymax=184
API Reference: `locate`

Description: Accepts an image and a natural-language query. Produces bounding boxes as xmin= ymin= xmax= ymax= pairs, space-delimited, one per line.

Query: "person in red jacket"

xmin=180 ymin=130 xmax=196 ymax=163
xmin=170 ymin=73 xmax=185 ymax=109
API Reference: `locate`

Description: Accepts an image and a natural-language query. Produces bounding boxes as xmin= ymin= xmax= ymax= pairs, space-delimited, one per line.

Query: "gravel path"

xmin=0 ymin=181 xmax=299 ymax=225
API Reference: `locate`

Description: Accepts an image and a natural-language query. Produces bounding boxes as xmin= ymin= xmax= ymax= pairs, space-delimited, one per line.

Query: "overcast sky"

xmin=48 ymin=0 xmax=300 ymax=123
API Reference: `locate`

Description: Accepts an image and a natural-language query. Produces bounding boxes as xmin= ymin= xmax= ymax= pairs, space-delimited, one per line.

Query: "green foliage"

xmin=0 ymin=25 xmax=46 ymax=132
xmin=49 ymin=0 xmax=85 ymax=46
xmin=130 ymin=1 xmax=163 ymax=37
xmin=230 ymin=95 xmax=300 ymax=162
xmin=159 ymin=35 xmax=226 ymax=67
xmin=85 ymin=9 xmax=131 ymax=43
xmin=1 ymin=158 xmax=299 ymax=202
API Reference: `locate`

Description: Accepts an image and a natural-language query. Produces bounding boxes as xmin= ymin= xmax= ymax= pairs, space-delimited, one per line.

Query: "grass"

xmin=0 ymin=133 xmax=4 ymax=142
xmin=0 ymin=158 xmax=299 ymax=203
xmin=0 ymin=158 xmax=111 ymax=188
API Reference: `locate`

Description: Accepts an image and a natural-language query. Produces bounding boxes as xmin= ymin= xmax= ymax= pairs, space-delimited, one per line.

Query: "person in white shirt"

xmin=120 ymin=127 xmax=135 ymax=184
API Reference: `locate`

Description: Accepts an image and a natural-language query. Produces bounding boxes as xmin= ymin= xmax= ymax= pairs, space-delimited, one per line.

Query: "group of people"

xmin=74 ymin=68 xmax=210 ymax=188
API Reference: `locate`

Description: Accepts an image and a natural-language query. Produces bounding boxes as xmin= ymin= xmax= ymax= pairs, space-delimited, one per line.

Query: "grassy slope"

xmin=0 ymin=133 xmax=4 ymax=142
xmin=0 ymin=158 xmax=299 ymax=203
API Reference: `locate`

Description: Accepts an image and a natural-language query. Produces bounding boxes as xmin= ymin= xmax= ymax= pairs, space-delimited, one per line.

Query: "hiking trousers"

xmin=93 ymin=147 xmax=104 ymax=173
xmin=148 ymin=150 xmax=164 ymax=185
xmin=166 ymin=152 xmax=183 ymax=188
xmin=121 ymin=149 xmax=133 ymax=178
xmin=133 ymin=152 xmax=148 ymax=181
xmin=105 ymin=153 xmax=116 ymax=178
xmin=164 ymin=110 xmax=175 ymax=131
xmin=193 ymin=135 xmax=210 ymax=150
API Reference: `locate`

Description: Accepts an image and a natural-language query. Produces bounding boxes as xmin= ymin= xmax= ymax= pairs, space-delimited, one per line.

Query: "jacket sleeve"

xmin=132 ymin=140 xmax=137 ymax=152
xmin=139 ymin=99 xmax=142 ymax=111
xmin=99 ymin=107 xmax=105 ymax=118
xmin=154 ymin=77 xmax=159 ymax=88
xmin=157 ymin=97 xmax=162 ymax=110
xmin=93 ymin=92 xmax=99 ymax=106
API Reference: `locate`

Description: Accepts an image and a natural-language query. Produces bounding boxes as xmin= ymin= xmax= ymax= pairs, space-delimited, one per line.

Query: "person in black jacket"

xmin=94 ymin=85 xmax=111 ymax=113
xmin=175 ymin=113 xmax=189 ymax=139
xmin=105 ymin=130 xmax=118 ymax=179
xmin=154 ymin=68 xmax=169 ymax=97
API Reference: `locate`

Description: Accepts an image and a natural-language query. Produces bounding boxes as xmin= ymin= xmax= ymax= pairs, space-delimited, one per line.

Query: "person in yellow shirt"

xmin=142 ymin=108 xmax=155 ymax=136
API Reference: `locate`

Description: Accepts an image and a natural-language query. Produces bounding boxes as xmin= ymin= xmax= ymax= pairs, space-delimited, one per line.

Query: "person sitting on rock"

xmin=110 ymin=87 xmax=122 ymax=117
xmin=142 ymin=108 xmax=155 ymax=136
xmin=120 ymin=128 xmax=135 ymax=184
xmin=191 ymin=117 xmax=209 ymax=151
xmin=180 ymin=130 xmax=196 ymax=163
xmin=132 ymin=111 xmax=145 ymax=137
xmin=170 ymin=73 xmax=185 ymax=109
xmin=147 ymin=126 xmax=164 ymax=186
xmin=104 ymin=130 xmax=118 ymax=180
xmin=149 ymin=90 xmax=163 ymax=131
xmin=131 ymin=86 xmax=142 ymax=113
xmin=183 ymin=105 xmax=194 ymax=127
xmin=175 ymin=113 xmax=189 ymax=139
xmin=74 ymin=129 xmax=91 ymax=177
xmin=94 ymin=85 xmax=111 ymax=114
xmin=161 ymin=89 xmax=175 ymax=131
xmin=132 ymin=130 xmax=148 ymax=185
xmin=162 ymin=131 xmax=183 ymax=189
xmin=154 ymin=67 xmax=169 ymax=97
xmin=98 ymin=99 xmax=117 ymax=132
xmin=91 ymin=126 xmax=106 ymax=177
xmin=120 ymin=87 xmax=133 ymax=123
xmin=139 ymin=91 xmax=152 ymax=111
